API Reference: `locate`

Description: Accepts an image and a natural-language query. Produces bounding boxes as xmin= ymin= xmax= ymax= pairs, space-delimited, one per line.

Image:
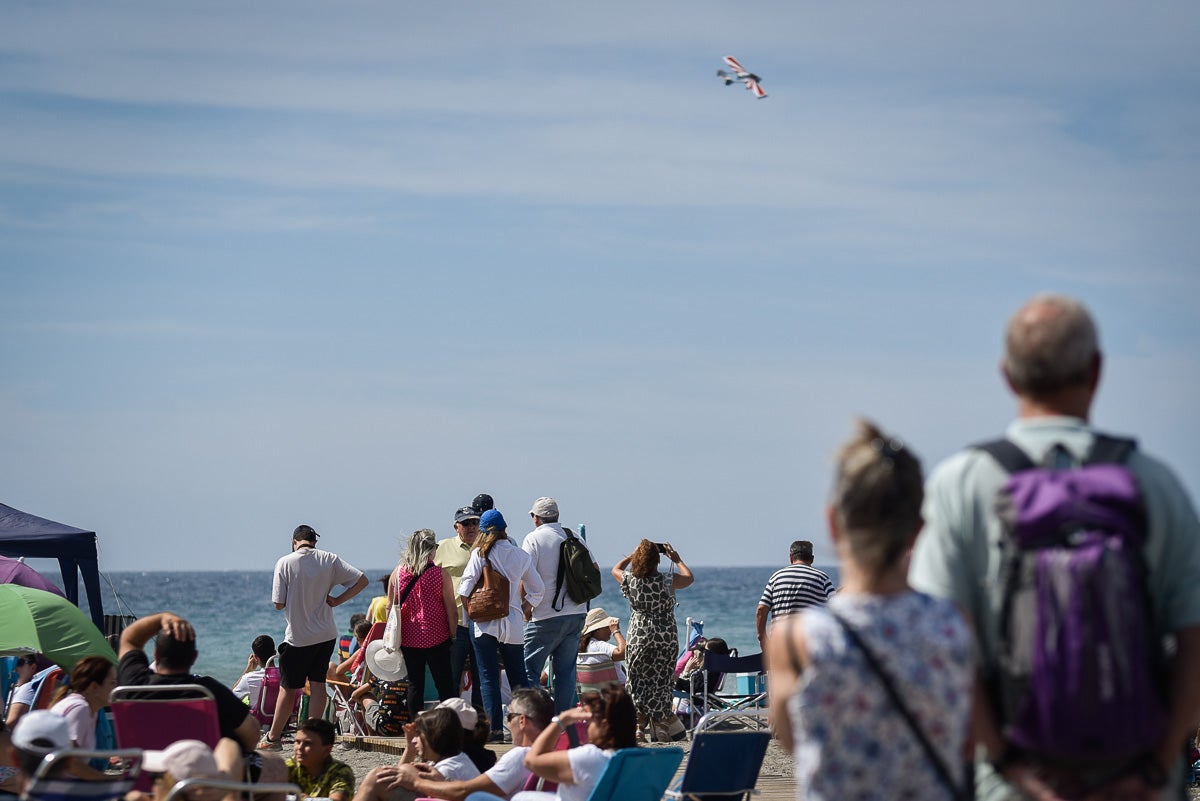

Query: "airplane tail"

xmin=716 ymin=69 xmax=734 ymax=86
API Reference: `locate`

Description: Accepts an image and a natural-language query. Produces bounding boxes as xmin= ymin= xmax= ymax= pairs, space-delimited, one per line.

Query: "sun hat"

xmin=435 ymin=697 xmax=478 ymax=730
xmin=582 ymin=608 xmax=613 ymax=638
xmin=479 ymin=509 xmax=506 ymax=532
xmin=454 ymin=507 xmax=481 ymax=524
xmin=529 ymin=497 xmax=558 ymax=518
xmin=471 ymin=494 xmax=494 ymax=515
xmin=365 ymin=640 xmax=408 ymax=682
xmin=11 ymin=711 xmax=70 ymax=754
xmin=142 ymin=740 xmax=222 ymax=779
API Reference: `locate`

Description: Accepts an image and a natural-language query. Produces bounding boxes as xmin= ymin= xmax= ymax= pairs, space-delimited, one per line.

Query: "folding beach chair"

xmin=326 ymin=678 xmax=367 ymax=737
xmin=249 ymin=657 xmax=301 ymax=729
xmin=110 ymin=684 xmax=220 ymax=792
xmin=692 ymin=652 xmax=768 ymax=731
xmin=23 ymin=748 xmax=142 ymax=801
xmin=582 ymin=746 xmax=683 ymax=801
xmin=575 ymin=655 xmax=621 ymax=696
xmin=163 ymin=777 xmax=301 ymax=801
xmin=664 ymin=710 xmax=771 ymax=801
xmin=30 ymin=667 xmax=66 ymax=711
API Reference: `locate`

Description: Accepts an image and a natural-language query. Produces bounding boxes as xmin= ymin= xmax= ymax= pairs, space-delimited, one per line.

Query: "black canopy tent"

xmin=0 ymin=502 xmax=105 ymax=629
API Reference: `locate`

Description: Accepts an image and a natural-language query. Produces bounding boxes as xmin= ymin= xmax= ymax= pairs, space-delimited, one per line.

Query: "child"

xmin=767 ymin=420 xmax=972 ymax=800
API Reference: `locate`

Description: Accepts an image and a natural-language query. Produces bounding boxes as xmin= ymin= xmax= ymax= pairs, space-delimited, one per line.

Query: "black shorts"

xmin=278 ymin=638 xmax=335 ymax=689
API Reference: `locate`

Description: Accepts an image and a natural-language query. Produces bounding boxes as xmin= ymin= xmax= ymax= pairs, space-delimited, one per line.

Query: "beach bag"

xmin=382 ymin=570 xmax=421 ymax=652
xmin=466 ymin=555 xmax=509 ymax=623
xmin=979 ymin=434 xmax=1166 ymax=764
xmin=552 ymin=529 xmax=602 ymax=610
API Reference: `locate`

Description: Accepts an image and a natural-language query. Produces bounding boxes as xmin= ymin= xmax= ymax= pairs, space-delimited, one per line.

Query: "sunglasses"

xmin=505 ymin=711 xmax=524 ymax=723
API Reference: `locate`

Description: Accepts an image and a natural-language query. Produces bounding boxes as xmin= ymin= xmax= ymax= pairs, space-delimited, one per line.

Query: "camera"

xmin=657 ymin=543 xmax=668 ymax=553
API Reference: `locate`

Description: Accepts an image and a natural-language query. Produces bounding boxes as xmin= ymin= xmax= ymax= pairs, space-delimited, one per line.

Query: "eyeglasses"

xmin=457 ymin=521 xmax=479 ymax=528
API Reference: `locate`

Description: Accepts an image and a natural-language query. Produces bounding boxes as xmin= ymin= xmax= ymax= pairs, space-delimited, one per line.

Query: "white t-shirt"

xmin=486 ymin=746 xmax=532 ymax=796
xmin=433 ymin=752 xmax=481 ymax=782
xmin=581 ymin=640 xmax=626 ymax=683
xmin=561 ymin=745 xmax=613 ymax=801
xmin=50 ymin=693 xmax=97 ymax=750
xmin=521 ymin=523 xmax=593 ymax=620
xmin=272 ymin=547 xmax=364 ymax=646
xmin=232 ymin=668 xmax=266 ymax=704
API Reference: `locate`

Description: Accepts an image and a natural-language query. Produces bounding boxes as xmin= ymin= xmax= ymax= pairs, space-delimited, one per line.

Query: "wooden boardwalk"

xmin=338 ymin=734 xmax=796 ymax=801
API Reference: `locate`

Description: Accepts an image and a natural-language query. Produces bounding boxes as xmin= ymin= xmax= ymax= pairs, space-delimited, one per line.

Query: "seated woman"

xmin=511 ymin=684 xmax=638 ymax=801
xmin=349 ymin=642 xmax=411 ymax=736
xmin=675 ymin=637 xmax=734 ymax=693
xmin=577 ymin=608 xmax=626 ymax=685
xmin=49 ymin=656 xmax=117 ymax=780
xmin=354 ymin=707 xmax=479 ymax=801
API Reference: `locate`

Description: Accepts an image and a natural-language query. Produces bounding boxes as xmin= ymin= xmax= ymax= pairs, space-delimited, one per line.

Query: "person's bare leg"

xmin=212 ymin=738 xmax=243 ymax=801
xmin=307 ymin=681 xmax=328 ymax=722
xmin=268 ymin=687 xmax=298 ymax=742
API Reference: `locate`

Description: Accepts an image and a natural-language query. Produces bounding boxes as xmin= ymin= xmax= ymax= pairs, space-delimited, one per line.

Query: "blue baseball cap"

xmin=480 ymin=509 xmax=507 ymax=532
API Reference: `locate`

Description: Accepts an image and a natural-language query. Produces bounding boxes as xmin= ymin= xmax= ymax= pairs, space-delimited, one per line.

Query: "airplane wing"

xmin=723 ymin=55 xmax=747 ymax=74
xmin=744 ymin=78 xmax=767 ymax=99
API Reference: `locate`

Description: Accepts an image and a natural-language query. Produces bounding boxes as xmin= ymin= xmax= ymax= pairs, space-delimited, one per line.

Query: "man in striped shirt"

xmin=756 ymin=540 xmax=834 ymax=648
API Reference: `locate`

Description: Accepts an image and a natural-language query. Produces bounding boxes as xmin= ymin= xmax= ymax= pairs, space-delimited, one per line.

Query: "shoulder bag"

xmin=466 ymin=554 xmax=510 ymax=623
xmin=382 ymin=567 xmax=422 ymax=652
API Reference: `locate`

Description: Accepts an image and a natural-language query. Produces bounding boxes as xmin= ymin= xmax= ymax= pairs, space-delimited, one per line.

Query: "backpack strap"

xmin=974 ymin=438 xmax=1036 ymax=473
xmin=1086 ymin=434 xmax=1137 ymax=466
xmin=551 ymin=531 xmax=575 ymax=612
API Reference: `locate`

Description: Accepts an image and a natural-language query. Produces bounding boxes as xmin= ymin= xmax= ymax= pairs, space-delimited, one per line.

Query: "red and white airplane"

xmin=716 ymin=55 xmax=767 ymax=99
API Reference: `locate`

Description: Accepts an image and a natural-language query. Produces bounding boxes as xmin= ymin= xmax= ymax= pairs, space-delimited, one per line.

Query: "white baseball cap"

xmin=435 ymin=697 xmax=478 ymax=730
xmin=529 ymin=497 xmax=559 ymax=518
xmin=11 ymin=711 xmax=71 ymax=754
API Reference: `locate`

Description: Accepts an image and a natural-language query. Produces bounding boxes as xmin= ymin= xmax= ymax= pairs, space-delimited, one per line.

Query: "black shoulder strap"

xmin=1086 ymin=433 xmax=1137 ymax=465
xmin=395 ymin=571 xmax=420 ymax=610
xmin=551 ymin=531 xmax=575 ymax=612
xmin=973 ymin=438 xmax=1035 ymax=474
xmin=830 ymin=610 xmax=968 ymax=801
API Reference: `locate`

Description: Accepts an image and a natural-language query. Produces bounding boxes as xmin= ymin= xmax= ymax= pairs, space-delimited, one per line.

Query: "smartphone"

xmin=657 ymin=543 xmax=668 ymax=553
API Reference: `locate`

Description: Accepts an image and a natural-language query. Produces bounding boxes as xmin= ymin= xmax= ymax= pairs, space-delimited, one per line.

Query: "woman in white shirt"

xmin=577 ymin=608 xmax=627 ymax=684
xmin=459 ymin=509 xmax=545 ymax=742
xmin=48 ymin=656 xmax=116 ymax=780
xmin=397 ymin=706 xmax=480 ymax=789
xmin=517 ymin=684 xmax=638 ymax=801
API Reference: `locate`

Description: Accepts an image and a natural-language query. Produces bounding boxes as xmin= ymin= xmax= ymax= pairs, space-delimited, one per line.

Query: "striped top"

xmin=758 ymin=563 xmax=834 ymax=618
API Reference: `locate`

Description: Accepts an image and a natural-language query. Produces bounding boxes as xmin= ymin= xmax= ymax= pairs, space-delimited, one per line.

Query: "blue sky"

xmin=2 ymin=2 xmax=1198 ymax=573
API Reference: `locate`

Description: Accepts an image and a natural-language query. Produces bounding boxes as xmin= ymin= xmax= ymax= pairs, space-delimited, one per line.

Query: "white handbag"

xmin=382 ymin=569 xmax=419 ymax=652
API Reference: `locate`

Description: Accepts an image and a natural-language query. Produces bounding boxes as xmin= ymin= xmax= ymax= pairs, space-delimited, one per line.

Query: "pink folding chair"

xmin=250 ymin=657 xmax=301 ymax=727
xmin=110 ymin=683 xmax=220 ymax=791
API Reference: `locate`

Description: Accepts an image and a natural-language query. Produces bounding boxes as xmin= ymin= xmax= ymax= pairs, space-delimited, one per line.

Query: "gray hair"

xmin=1002 ymin=293 xmax=1099 ymax=398
xmin=830 ymin=419 xmax=923 ymax=580
xmin=400 ymin=529 xmax=438 ymax=574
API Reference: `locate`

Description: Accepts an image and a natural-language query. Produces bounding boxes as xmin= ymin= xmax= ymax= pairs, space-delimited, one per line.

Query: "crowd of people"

xmin=3 ymin=293 xmax=1200 ymax=801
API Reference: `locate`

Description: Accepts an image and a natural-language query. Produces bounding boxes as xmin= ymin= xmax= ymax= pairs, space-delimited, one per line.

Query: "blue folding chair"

xmin=664 ymin=711 xmax=770 ymax=801
xmin=584 ymin=746 xmax=684 ymax=801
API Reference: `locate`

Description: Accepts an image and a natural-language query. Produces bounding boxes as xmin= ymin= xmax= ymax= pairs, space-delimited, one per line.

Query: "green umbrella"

xmin=0 ymin=584 xmax=116 ymax=670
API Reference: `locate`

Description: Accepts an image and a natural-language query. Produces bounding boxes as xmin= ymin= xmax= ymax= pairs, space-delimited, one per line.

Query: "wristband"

xmin=552 ymin=715 xmax=567 ymax=732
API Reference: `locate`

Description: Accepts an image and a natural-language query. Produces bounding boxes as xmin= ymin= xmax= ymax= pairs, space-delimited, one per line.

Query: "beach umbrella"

xmin=0 ymin=584 xmax=116 ymax=670
xmin=0 ymin=555 xmax=66 ymax=598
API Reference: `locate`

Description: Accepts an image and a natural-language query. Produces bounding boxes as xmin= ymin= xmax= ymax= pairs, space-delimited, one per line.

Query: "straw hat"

xmin=582 ymin=607 xmax=613 ymax=638
xmin=365 ymin=640 xmax=408 ymax=682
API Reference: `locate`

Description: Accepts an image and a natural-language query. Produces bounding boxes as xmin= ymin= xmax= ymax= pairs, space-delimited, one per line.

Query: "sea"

xmin=91 ymin=566 xmax=840 ymax=683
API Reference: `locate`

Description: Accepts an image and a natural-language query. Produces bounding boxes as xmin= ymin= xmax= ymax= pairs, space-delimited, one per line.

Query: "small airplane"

xmin=717 ymin=55 xmax=767 ymax=99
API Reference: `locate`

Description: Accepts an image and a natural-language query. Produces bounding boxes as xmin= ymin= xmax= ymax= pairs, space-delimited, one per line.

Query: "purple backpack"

xmin=979 ymin=435 xmax=1166 ymax=764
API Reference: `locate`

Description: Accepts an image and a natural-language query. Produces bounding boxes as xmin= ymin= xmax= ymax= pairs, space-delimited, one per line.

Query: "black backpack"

xmin=552 ymin=529 xmax=602 ymax=610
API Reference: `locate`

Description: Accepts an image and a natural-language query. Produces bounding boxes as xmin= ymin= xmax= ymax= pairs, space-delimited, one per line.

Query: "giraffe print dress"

xmin=621 ymin=571 xmax=677 ymax=718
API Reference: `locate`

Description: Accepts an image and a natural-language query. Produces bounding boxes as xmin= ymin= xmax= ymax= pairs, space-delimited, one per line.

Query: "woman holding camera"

xmin=611 ymin=539 xmax=693 ymax=741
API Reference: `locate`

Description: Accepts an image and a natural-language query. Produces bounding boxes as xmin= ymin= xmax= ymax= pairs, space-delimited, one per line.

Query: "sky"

xmin=2 ymin=2 xmax=1198 ymax=574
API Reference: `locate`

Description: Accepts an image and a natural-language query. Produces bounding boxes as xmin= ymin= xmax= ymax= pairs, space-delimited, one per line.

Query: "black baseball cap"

xmin=472 ymin=494 xmax=494 ymax=515
xmin=454 ymin=506 xmax=480 ymax=524
xmin=293 ymin=524 xmax=319 ymax=541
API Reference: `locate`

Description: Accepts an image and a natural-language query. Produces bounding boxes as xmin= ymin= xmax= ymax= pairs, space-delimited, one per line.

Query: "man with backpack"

xmin=521 ymin=497 xmax=601 ymax=713
xmin=910 ymin=294 xmax=1200 ymax=800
